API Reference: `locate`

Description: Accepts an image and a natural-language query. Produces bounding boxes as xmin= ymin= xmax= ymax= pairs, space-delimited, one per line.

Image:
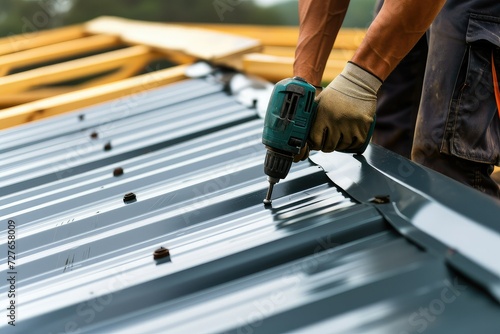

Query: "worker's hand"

xmin=293 ymin=62 xmax=381 ymax=162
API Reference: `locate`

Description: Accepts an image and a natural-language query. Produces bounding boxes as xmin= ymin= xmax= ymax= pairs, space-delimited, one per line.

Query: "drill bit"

xmin=263 ymin=177 xmax=279 ymax=205
xmin=263 ymin=183 xmax=274 ymax=205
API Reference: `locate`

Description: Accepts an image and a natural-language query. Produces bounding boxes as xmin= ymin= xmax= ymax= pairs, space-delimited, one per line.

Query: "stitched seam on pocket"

xmin=441 ymin=47 xmax=469 ymax=155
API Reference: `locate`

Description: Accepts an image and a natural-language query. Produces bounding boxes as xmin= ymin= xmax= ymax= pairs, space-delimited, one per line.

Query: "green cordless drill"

xmin=261 ymin=76 xmax=375 ymax=205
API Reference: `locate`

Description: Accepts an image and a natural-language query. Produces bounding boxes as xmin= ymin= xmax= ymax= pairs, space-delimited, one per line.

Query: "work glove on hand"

xmin=294 ymin=62 xmax=382 ymax=162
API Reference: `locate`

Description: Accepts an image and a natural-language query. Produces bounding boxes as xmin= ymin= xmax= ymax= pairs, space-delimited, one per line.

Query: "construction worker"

xmin=293 ymin=0 xmax=500 ymax=199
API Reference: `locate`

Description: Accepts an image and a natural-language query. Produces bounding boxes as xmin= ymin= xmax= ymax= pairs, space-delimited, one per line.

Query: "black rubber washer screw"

xmin=123 ymin=192 xmax=136 ymax=203
xmin=104 ymin=141 xmax=112 ymax=151
xmin=78 ymin=114 xmax=85 ymax=121
xmin=90 ymin=132 xmax=98 ymax=139
xmin=113 ymin=167 xmax=124 ymax=177
xmin=153 ymin=247 xmax=170 ymax=260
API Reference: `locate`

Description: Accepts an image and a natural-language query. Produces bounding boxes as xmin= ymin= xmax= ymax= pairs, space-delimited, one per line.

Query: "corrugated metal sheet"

xmin=1 ymin=72 xmax=500 ymax=333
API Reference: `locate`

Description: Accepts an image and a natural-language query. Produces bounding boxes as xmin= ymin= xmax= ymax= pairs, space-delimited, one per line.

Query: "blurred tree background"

xmin=0 ymin=0 xmax=376 ymax=38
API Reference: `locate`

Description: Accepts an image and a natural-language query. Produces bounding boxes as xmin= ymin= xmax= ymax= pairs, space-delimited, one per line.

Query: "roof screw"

xmin=370 ymin=195 xmax=390 ymax=204
xmin=154 ymin=247 xmax=170 ymax=260
xmin=104 ymin=141 xmax=112 ymax=151
xmin=113 ymin=167 xmax=124 ymax=177
xmin=90 ymin=131 xmax=98 ymax=139
xmin=78 ymin=114 xmax=85 ymax=121
xmin=123 ymin=192 xmax=137 ymax=204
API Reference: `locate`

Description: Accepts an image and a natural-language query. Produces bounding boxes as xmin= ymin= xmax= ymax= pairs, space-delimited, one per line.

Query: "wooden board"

xmin=85 ymin=17 xmax=262 ymax=68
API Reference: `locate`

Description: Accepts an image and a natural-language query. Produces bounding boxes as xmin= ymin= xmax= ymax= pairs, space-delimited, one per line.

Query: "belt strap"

xmin=492 ymin=51 xmax=500 ymax=118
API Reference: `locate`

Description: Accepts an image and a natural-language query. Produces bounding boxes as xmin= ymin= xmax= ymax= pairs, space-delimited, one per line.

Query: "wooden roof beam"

xmin=0 ymin=25 xmax=86 ymax=56
xmin=0 ymin=34 xmax=121 ymax=76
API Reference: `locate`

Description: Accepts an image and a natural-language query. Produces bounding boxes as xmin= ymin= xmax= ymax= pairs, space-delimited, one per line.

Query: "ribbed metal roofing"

xmin=1 ymin=71 xmax=500 ymax=333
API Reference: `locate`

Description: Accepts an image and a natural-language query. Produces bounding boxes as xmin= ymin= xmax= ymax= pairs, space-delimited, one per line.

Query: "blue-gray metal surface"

xmin=1 ymin=74 xmax=500 ymax=333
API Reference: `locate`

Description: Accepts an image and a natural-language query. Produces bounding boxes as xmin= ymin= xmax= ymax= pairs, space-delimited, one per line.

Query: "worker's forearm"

xmin=293 ymin=0 xmax=350 ymax=86
xmin=352 ymin=0 xmax=445 ymax=80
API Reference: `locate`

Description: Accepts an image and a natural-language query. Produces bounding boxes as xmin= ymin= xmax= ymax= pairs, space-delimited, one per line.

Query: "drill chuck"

xmin=263 ymin=147 xmax=293 ymax=180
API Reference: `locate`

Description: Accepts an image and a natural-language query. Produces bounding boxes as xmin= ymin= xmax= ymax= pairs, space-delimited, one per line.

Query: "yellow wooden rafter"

xmin=0 ymin=34 xmax=121 ymax=76
xmin=0 ymin=88 xmax=73 ymax=108
xmin=0 ymin=25 xmax=86 ymax=56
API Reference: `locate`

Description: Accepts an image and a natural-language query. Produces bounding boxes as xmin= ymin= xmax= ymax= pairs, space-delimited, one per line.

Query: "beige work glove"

xmin=294 ymin=62 xmax=382 ymax=162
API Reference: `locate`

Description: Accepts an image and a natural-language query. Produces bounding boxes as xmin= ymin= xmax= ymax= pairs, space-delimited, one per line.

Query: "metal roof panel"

xmin=1 ymin=73 xmax=499 ymax=333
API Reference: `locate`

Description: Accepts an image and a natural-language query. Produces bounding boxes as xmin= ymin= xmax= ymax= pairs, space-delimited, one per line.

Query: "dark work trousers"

xmin=373 ymin=0 xmax=500 ymax=199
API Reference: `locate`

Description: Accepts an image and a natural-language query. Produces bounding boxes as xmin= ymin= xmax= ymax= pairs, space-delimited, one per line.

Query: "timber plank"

xmin=0 ymin=25 xmax=86 ymax=56
xmin=85 ymin=16 xmax=262 ymax=68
